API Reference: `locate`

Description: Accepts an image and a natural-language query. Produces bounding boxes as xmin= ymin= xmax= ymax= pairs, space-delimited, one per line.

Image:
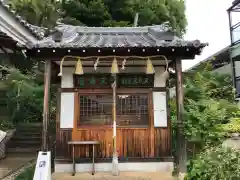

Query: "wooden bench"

xmin=68 ymin=141 xmax=100 ymax=176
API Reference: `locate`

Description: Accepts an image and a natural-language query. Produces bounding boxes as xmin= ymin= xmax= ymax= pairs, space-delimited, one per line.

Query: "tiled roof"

xmin=33 ymin=24 xmax=207 ymax=49
xmin=0 ymin=0 xmax=45 ymax=39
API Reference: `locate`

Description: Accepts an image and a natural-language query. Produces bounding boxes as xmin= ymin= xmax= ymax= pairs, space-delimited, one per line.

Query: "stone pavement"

xmin=0 ymin=153 xmax=36 ymax=179
xmin=52 ymin=172 xmax=175 ymax=180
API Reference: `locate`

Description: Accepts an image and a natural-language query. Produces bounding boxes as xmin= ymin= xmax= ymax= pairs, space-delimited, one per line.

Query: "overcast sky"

xmin=182 ymin=0 xmax=233 ymax=71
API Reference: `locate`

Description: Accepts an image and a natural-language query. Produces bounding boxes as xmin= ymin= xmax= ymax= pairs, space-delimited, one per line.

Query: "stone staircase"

xmin=6 ymin=123 xmax=42 ymax=154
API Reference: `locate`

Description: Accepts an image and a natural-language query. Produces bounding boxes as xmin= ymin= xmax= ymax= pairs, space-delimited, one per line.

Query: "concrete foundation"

xmin=55 ymin=162 xmax=173 ymax=174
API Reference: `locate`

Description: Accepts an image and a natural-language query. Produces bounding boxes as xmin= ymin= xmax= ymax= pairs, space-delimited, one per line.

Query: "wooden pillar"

xmin=42 ymin=60 xmax=51 ymax=151
xmin=175 ymin=59 xmax=187 ymax=174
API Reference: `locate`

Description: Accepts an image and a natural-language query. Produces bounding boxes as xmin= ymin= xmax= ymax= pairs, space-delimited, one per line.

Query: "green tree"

xmin=8 ymin=0 xmax=187 ymax=35
xmin=62 ymin=0 xmax=111 ymax=26
xmin=0 ymin=65 xmax=57 ymax=129
xmin=131 ymin=0 xmax=187 ymax=35
xmin=171 ymin=63 xmax=237 ymax=148
xmin=0 ymin=66 xmax=43 ymax=125
xmin=8 ymin=0 xmax=63 ymax=28
xmin=62 ymin=0 xmax=187 ymax=36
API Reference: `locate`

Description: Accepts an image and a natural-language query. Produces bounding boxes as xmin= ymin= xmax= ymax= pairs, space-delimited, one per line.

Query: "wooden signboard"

xmin=74 ymin=74 xmax=154 ymax=88
xmin=117 ymin=74 xmax=154 ymax=88
xmin=74 ymin=74 xmax=113 ymax=88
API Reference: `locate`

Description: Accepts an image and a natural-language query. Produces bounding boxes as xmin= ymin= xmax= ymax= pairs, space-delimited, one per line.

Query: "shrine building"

xmin=25 ymin=24 xmax=207 ymax=175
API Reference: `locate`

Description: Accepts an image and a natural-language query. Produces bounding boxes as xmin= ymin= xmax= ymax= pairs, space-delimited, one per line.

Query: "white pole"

xmin=111 ymin=75 xmax=119 ymax=176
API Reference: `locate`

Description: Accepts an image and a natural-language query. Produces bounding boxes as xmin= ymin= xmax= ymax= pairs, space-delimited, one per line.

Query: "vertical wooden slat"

xmin=123 ymin=130 xmax=127 ymax=157
xmin=55 ymin=123 xmax=72 ymax=158
xmin=58 ymin=127 xmax=170 ymax=159
xmin=55 ymin=92 xmax=60 ymax=157
xmin=166 ymin=86 xmax=172 ymax=156
xmin=148 ymin=92 xmax=154 ymax=157
xmin=72 ymin=92 xmax=79 ymax=140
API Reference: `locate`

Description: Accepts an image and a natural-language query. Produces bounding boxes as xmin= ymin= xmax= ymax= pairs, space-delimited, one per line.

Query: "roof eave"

xmin=0 ymin=2 xmax=39 ymax=47
xmin=227 ymin=0 xmax=240 ymax=11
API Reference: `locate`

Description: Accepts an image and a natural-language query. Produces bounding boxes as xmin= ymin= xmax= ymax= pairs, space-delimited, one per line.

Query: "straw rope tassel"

xmin=75 ymin=58 xmax=84 ymax=75
xmin=146 ymin=58 xmax=155 ymax=74
xmin=111 ymin=57 xmax=119 ymax=74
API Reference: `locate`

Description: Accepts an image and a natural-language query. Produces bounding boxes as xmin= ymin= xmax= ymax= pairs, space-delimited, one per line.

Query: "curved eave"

xmin=0 ymin=2 xmax=39 ymax=47
xmin=0 ymin=1 xmax=44 ymax=40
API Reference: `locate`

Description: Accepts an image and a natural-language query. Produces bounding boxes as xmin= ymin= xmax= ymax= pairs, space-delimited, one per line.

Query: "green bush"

xmin=4 ymin=68 xmax=44 ymax=124
xmin=0 ymin=119 xmax=14 ymax=131
xmin=185 ymin=146 xmax=240 ymax=180
xmin=170 ymin=64 xmax=238 ymax=149
xmin=15 ymin=165 xmax=35 ymax=180
xmin=222 ymin=117 xmax=240 ymax=134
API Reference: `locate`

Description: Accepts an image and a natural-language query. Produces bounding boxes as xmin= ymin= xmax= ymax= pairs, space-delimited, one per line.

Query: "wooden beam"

xmin=175 ymin=59 xmax=187 ymax=174
xmin=26 ymin=47 xmax=197 ymax=60
xmin=42 ymin=60 xmax=51 ymax=151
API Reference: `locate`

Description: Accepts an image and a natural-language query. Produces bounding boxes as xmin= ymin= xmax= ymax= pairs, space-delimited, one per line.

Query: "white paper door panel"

xmin=60 ymin=92 xmax=74 ymax=128
xmin=153 ymin=92 xmax=167 ymax=127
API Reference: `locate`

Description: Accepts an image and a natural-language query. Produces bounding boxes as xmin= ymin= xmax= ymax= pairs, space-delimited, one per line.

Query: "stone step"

xmin=11 ymin=136 xmax=41 ymax=141
xmin=15 ymin=124 xmax=42 ymax=130
xmin=0 ymin=115 xmax=9 ymax=120
xmin=16 ymin=123 xmax=42 ymax=127
xmin=6 ymin=147 xmax=40 ymax=154
xmin=7 ymin=140 xmax=41 ymax=148
xmin=15 ymin=128 xmax=42 ymax=133
xmin=6 ymin=123 xmax=43 ymax=154
xmin=15 ymin=130 xmax=42 ymax=135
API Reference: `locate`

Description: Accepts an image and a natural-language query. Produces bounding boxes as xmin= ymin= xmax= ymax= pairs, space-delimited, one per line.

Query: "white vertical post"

xmin=112 ymin=75 xmax=119 ymax=175
xmin=33 ymin=151 xmax=51 ymax=180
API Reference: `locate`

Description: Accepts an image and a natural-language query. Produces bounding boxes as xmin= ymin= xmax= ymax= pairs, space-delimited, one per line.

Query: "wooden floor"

xmin=52 ymin=172 xmax=175 ymax=180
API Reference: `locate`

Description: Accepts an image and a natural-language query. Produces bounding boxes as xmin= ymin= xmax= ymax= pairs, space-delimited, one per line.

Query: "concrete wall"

xmin=55 ymin=162 xmax=173 ymax=173
xmin=231 ymin=43 xmax=240 ymax=58
xmin=212 ymin=64 xmax=231 ymax=75
xmin=231 ymin=43 xmax=240 ymax=77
